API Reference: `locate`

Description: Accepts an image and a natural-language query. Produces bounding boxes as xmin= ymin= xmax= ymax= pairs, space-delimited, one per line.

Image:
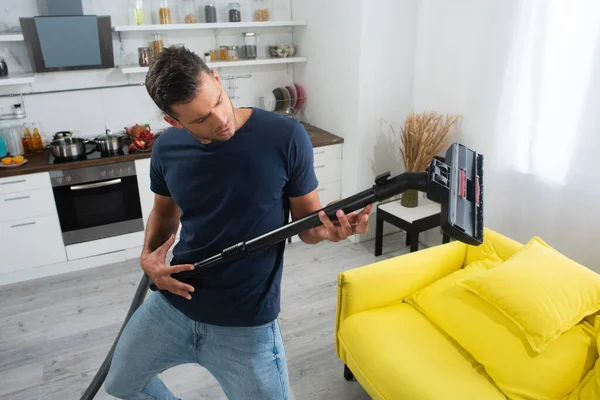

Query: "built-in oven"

xmin=49 ymin=161 xmax=144 ymax=246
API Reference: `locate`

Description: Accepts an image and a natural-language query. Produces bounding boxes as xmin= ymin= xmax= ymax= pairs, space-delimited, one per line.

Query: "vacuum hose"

xmin=79 ymin=274 xmax=150 ymax=400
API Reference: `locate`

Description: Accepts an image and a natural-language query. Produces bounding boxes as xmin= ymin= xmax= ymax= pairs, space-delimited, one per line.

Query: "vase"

xmin=401 ymin=189 xmax=419 ymax=208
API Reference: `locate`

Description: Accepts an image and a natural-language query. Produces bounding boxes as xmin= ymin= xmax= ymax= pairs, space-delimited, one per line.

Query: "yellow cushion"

xmin=457 ymin=237 xmax=600 ymax=354
xmin=338 ymin=302 xmax=507 ymax=400
xmin=568 ymin=317 xmax=600 ymax=400
xmin=405 ymin=260 xmax=597 ymax=400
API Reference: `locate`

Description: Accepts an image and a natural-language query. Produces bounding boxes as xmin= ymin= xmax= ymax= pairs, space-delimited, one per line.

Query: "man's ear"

xmin=163 ymin=114 xmax=183 ymax=128
xmin=211 ymin=69 xmax=222 ymax=85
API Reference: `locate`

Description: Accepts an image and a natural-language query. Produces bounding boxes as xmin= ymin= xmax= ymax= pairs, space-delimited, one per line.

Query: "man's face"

xmin=164 ymin=70 xmax=236 ymax=144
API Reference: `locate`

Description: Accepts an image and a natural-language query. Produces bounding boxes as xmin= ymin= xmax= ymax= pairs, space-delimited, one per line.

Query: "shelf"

xmin=0 ymin=74 xmax=35 ymax=86
xmin=120 ymin=57 xmax=307 ymax=74
xmin=0 ymin=33 xmax=24 ymax=42
xmin=113 ymin=20 xmax=307 ymax=32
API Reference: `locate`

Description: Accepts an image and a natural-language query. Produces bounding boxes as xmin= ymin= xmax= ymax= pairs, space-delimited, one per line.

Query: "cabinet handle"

xmin=318 ymin=188 xmax=326 ymax=192
xmin=1 ymin=179 xmax=26 ymax=185
xmin=314 ymin=150 xmax=325 ymax=155
xmin=314 ymin=165 xmax=325 ymax=169
xmin=11 ymin=221 xmax=36 ymax=228
xmin=5 ymin=195 xmax=31 ymax=202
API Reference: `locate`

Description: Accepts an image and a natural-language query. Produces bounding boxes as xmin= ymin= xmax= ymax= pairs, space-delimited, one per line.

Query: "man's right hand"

xmin=141 ymin=234 xmax=195 ymax=300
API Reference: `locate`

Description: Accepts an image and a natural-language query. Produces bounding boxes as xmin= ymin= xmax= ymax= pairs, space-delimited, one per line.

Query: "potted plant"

xmin=397 ymin=110 xmax=461 ymax=207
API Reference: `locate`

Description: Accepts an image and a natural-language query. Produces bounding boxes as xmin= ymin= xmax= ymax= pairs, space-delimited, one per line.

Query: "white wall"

xmin=412 ymin=0 xmax=600 ymax=270
xmin=291 ymin=0 xmax=363 ymax=202
xmin=0 ymin=0 xmax=296 ymax=139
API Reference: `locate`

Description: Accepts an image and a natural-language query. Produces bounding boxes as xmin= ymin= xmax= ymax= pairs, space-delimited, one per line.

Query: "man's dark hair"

xmin=145 ymin=46 xmax=212 ymax=117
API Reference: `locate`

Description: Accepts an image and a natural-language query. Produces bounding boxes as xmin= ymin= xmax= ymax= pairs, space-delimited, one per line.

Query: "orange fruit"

xmin=12 ymin=156 xmax=24 ymax=164
xmin=2 ymin=157 xmax=12 ymax=165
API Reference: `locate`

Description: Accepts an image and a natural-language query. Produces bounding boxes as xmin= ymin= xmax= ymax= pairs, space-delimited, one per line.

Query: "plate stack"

xmin=265 ymin=84 xmax=306 ymax=113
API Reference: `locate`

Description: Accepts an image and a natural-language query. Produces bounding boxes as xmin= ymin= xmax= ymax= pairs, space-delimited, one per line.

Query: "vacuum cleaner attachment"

xmin=151 ymin=142 xmax=484 ymax=290
xmin=79 ymin=143 xmax=484 ymax=400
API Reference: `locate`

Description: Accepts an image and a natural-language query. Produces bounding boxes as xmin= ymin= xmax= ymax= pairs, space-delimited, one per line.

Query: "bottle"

xmin=159 ymin=0 xmax=172 ymax=24
xmin=135 ymin=0 xmax=146 ymax=25
xmin=22 ymin=123 xmax=33 ymax=156
xmin=32 ymin=123 xmax=44 ymax=152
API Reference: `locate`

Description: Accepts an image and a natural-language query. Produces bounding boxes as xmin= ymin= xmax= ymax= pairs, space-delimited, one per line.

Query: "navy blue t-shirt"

xmin=149 ymin=108 xmax=319 ymax=326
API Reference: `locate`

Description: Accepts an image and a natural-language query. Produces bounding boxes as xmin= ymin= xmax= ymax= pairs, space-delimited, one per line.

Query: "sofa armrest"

xmin=336 ymin=241 xmax=467 ymax=325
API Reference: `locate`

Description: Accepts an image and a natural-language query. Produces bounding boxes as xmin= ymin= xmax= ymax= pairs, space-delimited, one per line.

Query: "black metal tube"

xmin=165 ymin=172 xmax=428 ymax=286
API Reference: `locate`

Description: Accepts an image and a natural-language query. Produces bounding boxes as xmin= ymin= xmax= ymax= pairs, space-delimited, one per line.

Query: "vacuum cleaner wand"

xmin=150 ymin=143 xmax=484 ymax=291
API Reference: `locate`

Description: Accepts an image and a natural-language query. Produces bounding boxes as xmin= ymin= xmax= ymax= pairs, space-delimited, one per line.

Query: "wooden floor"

xmin=0 ymin=232 xmax=416 ymax=400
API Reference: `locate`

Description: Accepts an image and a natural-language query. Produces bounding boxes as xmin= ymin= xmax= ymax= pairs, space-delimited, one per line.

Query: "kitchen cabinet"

xmin=0 ymin=172 xmax=67 ymax=274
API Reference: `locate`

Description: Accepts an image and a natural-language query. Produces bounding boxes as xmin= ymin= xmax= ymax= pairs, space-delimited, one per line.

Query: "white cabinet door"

xmin=0 ymin=172 xmax=51 ymax=195
xmin=136 ymin=173 xmax=154 ymax=228
xmin=0 ymin=214 xmax=67 ymax=274
xmin=0 ymin=188 xmax=57 ymax=222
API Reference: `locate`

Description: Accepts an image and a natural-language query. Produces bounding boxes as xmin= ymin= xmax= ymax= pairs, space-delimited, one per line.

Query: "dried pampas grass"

xmin=398 ymin=110 xmax=461 ymax=172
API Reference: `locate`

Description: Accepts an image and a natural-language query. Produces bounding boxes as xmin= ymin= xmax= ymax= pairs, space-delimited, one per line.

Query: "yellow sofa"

xmin=336 ymin=229 xmax=600 ymax=399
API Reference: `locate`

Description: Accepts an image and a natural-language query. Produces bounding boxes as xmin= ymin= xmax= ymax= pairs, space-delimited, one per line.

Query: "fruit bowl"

xmin=133 ymin=136 xmax=154 ymax=152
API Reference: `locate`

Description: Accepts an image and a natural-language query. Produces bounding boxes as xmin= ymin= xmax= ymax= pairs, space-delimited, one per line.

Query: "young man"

xmin=104 ymin=47 xmax=372 ymax=400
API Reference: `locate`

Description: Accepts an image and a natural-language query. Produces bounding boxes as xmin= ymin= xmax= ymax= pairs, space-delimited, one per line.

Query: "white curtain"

xmin=487 ymin=0 xmax=600 ymax=270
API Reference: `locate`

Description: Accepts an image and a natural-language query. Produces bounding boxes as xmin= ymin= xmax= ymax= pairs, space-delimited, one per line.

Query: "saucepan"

xmin=93 ymin=129 xmax=126 ymax=154
xmin=47 ymin=137 xmax=91 ymax=159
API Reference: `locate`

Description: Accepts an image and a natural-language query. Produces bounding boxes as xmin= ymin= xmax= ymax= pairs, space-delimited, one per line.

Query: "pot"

xmin=47 ymin=137 xmax=89 ymax=159
xmin=94 ymin=129 xmax=126 ymax=153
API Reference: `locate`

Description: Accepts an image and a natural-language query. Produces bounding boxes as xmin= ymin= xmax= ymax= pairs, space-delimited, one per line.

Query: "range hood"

xmin=19 ymin=0 xmax=114 ymax=73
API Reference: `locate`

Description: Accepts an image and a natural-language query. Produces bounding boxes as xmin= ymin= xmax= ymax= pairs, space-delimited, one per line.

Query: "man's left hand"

xmin=313 ymin=203 xmax=373 ymax=243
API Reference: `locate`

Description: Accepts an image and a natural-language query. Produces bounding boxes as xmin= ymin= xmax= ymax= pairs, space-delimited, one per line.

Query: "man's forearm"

xmin=142 ymin=208 xmax=180 ymax=256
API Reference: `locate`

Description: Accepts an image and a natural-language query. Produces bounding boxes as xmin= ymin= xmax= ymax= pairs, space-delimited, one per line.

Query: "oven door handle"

xmin=70 ymin=179 xmax=122 ymax=191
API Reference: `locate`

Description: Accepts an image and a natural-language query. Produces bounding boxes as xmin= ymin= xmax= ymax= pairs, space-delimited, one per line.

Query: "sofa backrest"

xmin=465 ymin=228 xmax=523 ymax=266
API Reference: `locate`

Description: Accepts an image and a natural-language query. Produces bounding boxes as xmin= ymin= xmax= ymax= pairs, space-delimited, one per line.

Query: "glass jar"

xmin=253 ymin=0 xmax=271 ymax=21
xmin=228 ymin=2 xmax=241 ymax=22
xmin=219 ymin=45 xmax=228 ymax=61
xmin=209 ymin=49 xmax=217 ymax=61
xmin=240 ymin=32 xmax=257 ymax=59
xmin=227 ymin=46 xmax=239 ymax=61
xmin=159 ymin=0 xmax=172 ymax=24
xmin=131 ymin=0 xmax=146 ymax=25
xmin=152 ymin=34 xmax=164 ymax=56
xmin=138 ymin=47 xmax=152 ymax=66
xmin=182 ymin=0 xmax=198 ymax=23
xmin=204 ymin=2 xmax=217 ymax=23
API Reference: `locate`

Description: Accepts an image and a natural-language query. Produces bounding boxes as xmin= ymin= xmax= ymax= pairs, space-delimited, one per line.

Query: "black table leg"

xmin=410 ymin=231 xmax=419 ymax=252
xmin=443 ymin=234 xmax=450 ymax=244
xmin=375 ymin=215 xmax=384 ymax=256
xmin=406 ymin=232 xmax=411 ymax=246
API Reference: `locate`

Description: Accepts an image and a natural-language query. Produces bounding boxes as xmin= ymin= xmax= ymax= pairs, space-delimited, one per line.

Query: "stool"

xmin=375 ymin=200 xmax=450 ymax=255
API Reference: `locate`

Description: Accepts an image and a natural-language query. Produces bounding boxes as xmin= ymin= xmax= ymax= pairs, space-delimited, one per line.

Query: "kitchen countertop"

xmin=0 ymin=122 xmax=343 ymax=178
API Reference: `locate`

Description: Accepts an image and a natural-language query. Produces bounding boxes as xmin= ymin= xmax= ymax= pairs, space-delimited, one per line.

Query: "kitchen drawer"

xmin=0 ymin=214 xmax=67 ymax=274
xmin=135 ymin=158 xmax=152 ymax=175
xmin=0 ymin=172 xmax=51 ymax=195
xmin=314 ymin=158 xmax=342 ymax=185
xmin=317 ymin=181 xmax=342 ymax=207
xmin=313 ymin=144 xmax=342 ymax=165
xmin=0 ymin=188 xmax=57 ymax=223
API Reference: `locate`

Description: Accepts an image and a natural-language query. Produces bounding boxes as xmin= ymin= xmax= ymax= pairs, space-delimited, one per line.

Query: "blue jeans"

xmin=104 ymin=292 xmax=290 ymax=399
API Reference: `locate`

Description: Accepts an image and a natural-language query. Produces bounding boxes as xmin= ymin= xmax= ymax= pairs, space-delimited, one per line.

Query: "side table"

xmin=375 ymin=200 xmax=450 ymax=255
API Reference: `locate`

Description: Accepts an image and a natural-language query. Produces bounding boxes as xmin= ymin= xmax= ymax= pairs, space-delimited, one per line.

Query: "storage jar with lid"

xmin=159 ymin=0 xmax=172 ymax=24
xmin=219 ymin=45 xmax=228 ymax=60
xmin=204 ymin=2 xmax=217 ymax=23
xmin=228 ymin=2 xmax=241 ymax=22
xmin=138 ymin=47 xmax=152 ymax=66
xmin=152 ymin=34 xmax=164 ymax=56
xmin=240 ymin=32 xmax=257 ymax=59
xmin=253 ymin=0 xmax=271 ymax=21
xmin=227 ymin=46 xmax=239 ymax=61
xmin=182 ymin=0 xmax=198 ymax=23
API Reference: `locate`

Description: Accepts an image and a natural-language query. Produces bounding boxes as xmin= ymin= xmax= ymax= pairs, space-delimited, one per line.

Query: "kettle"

xmin=0 ymin=136 xmax=6 ymax=158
